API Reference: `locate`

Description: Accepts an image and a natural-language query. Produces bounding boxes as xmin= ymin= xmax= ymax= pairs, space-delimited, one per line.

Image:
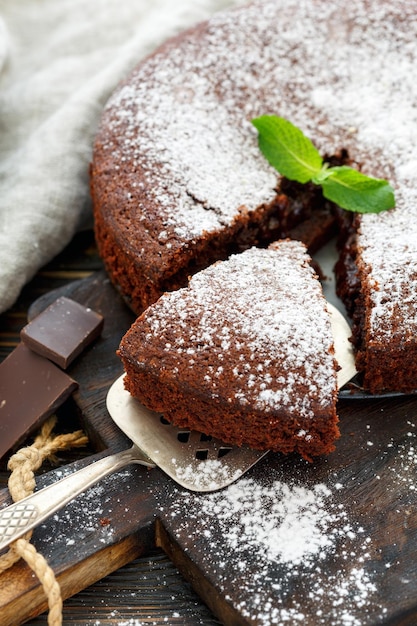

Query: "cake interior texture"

xmin=92 ymin=0 xmax=417 ymax=399
xmin=119 ymin=242 xmax=339 ymax=461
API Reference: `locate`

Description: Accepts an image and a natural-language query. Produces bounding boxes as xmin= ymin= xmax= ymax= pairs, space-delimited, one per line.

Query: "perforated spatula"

xmin=0 ymin=303 xmax=355 ymax=551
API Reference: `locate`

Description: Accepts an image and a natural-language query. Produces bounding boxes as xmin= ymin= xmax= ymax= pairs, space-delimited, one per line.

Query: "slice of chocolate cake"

xmin=118 ymin=241 xmax=339 ymax=461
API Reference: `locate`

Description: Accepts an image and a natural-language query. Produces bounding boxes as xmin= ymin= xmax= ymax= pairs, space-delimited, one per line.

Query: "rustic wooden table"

xmin=3 ymin=230 xmax=417 ymax=626
xmin=0 ymin=230 xmax=221 ymax=626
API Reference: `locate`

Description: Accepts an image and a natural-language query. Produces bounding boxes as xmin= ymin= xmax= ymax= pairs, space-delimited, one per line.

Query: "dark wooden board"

xmin=1 ymin=272 xmax=417 ymax=625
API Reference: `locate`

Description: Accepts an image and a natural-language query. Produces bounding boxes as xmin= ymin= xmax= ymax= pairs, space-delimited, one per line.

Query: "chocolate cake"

xmin=118 ymin=242 xmax=339 ymax=460
xmin=92 ymin=0 xmax=417 ymax=395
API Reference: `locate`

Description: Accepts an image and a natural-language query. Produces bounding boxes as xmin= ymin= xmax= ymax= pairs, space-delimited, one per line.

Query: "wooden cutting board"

xmin=1 ymin=271 xmax=417 ymax=626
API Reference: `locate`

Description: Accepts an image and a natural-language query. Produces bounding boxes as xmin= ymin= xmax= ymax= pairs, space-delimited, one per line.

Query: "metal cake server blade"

xmin=0 ymin=302 xmax=355 ymax=552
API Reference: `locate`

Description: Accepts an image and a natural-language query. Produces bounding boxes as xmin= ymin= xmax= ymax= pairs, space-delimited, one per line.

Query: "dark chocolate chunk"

xmin=20 ymin=296 xmax=104 ymax=369
xmin=0 ymin=344 xmax=78 ymax=460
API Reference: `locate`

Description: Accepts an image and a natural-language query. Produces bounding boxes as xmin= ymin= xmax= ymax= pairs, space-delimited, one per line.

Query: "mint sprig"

xmin=251 ymin=115 xmax=395 ymax=214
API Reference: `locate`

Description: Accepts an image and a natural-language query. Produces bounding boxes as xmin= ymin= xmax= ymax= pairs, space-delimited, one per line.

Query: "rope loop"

xmin=0 ymin=415 xmax=88 ymax=626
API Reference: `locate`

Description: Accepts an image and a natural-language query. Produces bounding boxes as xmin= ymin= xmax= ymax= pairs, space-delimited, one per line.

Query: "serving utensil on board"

xmin=0 ymin=303 xmax=355 ymax=552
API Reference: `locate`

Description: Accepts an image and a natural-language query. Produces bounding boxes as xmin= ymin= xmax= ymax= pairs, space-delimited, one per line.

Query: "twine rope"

xmin=0 ymin=416 xmax=88 ymax=626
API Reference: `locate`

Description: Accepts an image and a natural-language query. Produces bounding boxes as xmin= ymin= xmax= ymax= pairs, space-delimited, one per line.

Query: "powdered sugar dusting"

xmin=171 ymin=457 xmax=244 ymax=491
xmin=212 ymin=480 xmax=338 ymax=567
xmin=97 ymin=0 xmax=417 ymax=345
xmin=133 ymin=242 xmax=336 ymax=419
xmin=160 ymin=466 xmax=386 ymax=625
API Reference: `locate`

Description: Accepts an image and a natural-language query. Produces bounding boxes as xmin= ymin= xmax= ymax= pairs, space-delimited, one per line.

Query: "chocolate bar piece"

xmin=0 ymin=344 xmax=78 ymax=460
xmin=20 ymin=296 xmax=104 ymax=369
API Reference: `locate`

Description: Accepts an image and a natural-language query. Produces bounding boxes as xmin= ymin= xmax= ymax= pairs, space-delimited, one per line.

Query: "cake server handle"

xmin=0 ymin=444 xmax=154 ymax=552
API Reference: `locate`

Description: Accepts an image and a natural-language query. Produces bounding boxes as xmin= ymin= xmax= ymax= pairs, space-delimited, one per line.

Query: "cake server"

xmin=0 ymin=303 xmax=355 ymax=551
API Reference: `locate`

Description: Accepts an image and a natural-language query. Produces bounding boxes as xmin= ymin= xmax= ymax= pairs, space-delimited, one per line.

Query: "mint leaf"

xmin=318 ymin=166 xmax=395 ymax=214
xmin=252 ymin=115 xmax=323 ymax=184
xmin=251 ymin=114 xmax=396 ymax=214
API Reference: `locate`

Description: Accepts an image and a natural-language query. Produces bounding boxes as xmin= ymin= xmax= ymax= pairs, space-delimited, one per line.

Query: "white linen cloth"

xmin=0 ymin=0 xmax=241 ymax=314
